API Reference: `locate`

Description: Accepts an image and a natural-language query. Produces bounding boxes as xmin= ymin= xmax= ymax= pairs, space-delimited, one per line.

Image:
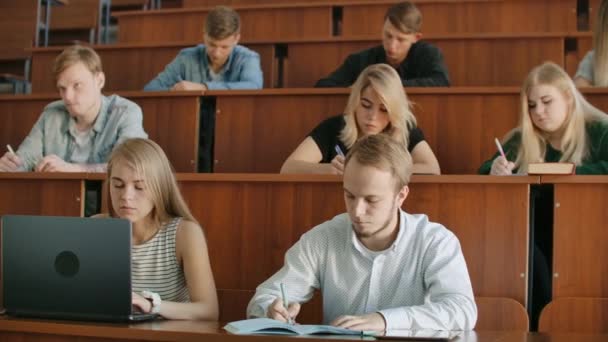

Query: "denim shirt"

xmin=143 ymin=44 xmax=263 ymax=91
xmin=16 ymin=94 xmax=148 ymax=171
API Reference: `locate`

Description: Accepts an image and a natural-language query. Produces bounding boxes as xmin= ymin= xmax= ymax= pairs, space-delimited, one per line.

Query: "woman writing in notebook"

xmin=280 ymin=63 xmax=440 ymax=175
xmin=98 ymin=138 xmax=219 ymax=320
xmin=479 ymin=62 xmax=608 ymax=175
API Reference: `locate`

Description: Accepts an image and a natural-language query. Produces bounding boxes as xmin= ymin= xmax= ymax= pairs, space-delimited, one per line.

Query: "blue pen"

xmin=334 ymin=145 xmax=345 ymax=157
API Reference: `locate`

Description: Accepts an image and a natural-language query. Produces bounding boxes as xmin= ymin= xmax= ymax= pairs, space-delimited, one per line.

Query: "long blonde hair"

xmin=340 ymin=63 xmax=417 ymax=148
xmin=593 ymin=0 xmax=608 ymax=86
xmin=512 ymin=62 xmax=607 ymax=173
xmin=107 ymin=138 xmax=197 ymax=228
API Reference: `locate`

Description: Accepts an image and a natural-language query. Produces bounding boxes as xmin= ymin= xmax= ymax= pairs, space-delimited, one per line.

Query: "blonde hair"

xmin=384 ymin=1 xmax=422 ymax=33
xmin=511 ymin=62 xmax=608 ymax=173
xmin=593 ymin=0 xmax=608 ymax=86
xmin=107 ymin=138 xmax=197 ymax=228
xmin=345 ymin=133 xmax=412 ymax=190
xmin=52 ymin=45 xmax=102 ymax=81
xmin=205 ymin=6 xmax=240 ymax=39
xmin=340 ymin=63 xmax=417 ymax=149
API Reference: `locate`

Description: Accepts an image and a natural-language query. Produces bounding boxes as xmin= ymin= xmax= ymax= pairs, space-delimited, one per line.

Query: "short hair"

xmin=52 ymin=45 xmax=102 ymax=81
xmin=107 ymin=138 xmax=198 ymax=228
xmin=340 ymin=63 xmax=417 ymax=149
xmin=344 ymin=134 xmax=413 ymax=190
xmin=205 ymin=6 xmax=240 ymax=39
xmin=384 ymin=1 xmax=422 ymax=34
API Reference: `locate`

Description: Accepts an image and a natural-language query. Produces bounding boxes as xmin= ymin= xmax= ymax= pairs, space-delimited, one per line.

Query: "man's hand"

xmin=35 ymin=155 xmax=81 ymax=172
xmin=171 ymin=81 xmax=207 ymax=91
xmin=0 ymin=152 xmax=23 ymax=172
xmin=331 ymin=312 xmax=386 ymax=332
xmin=267 ymin=297 xmax=301 ymax=323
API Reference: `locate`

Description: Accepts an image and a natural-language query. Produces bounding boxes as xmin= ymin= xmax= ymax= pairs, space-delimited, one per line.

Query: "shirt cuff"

xmin=378 ymin=307 xmax=412 ymax=330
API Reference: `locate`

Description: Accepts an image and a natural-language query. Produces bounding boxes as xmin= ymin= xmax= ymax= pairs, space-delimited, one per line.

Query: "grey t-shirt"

xmin=575 ymin=50 xmax=595 ymax=83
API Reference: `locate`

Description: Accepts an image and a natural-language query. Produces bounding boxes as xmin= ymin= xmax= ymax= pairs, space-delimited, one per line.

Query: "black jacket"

xmin=315 ymin=42 xmax=450 ymax=87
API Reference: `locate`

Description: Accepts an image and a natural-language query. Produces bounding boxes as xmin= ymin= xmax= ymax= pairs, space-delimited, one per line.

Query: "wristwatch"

xmin=141 ymin=290 xmax=162 ymax=314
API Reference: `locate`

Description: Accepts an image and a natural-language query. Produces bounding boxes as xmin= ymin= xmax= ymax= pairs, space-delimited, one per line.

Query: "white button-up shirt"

xmin=247 ymin=209 xmax=477 ymax=330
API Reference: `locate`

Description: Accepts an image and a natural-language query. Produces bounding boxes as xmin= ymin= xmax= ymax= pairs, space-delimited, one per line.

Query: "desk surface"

xmin=0 ymin=317 xmax=607 ymax=342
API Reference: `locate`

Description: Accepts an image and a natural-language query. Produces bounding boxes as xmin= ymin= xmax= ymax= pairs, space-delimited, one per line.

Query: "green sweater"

xmin=478 ymin=121 xmax=608 ymax=175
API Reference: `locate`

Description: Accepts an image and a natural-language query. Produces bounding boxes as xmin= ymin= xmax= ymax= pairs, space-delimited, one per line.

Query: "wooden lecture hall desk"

xmin=0 ymin=317 xmax=607 ymax=342
xmin=0 ymin=173 xmax=99 ymax=217
xmin=171 ymin=174 xmax=534 ymax=321
xmin=541 ymin=176 xmax=608 ymax=299
xmin=118 ymin=0 xmax=576 ymax=43
xmin=0 ymin=91 xmax=202 ymax=172
xmin=30 ymin=33 xmax=571 ymax=90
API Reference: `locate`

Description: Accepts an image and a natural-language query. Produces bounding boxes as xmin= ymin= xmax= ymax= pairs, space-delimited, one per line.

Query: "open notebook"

xmin=224 ymin=318 xmax=375 ymax=336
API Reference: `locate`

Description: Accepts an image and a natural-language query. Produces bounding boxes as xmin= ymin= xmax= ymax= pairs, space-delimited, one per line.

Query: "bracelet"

xmin=141 ymin=290 xmax=162 ymax=314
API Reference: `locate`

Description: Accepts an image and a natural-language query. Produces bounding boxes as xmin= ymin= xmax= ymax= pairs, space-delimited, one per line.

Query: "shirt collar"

xmin=66 ymin=95 xmax=108 ymax=137
xmin=350 ymin=209 xmax=406 ymax=259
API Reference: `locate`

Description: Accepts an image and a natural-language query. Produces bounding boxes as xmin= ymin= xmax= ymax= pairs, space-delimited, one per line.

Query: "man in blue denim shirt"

xmin=0 ymin=45 xmax=147 ymax=173
xmin=144 ymin=6 xmax=263 ymax=92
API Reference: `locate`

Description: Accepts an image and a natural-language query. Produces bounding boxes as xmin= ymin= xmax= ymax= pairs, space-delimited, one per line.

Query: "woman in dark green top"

xmin=479 ymin=62 xmax=608 ymax=175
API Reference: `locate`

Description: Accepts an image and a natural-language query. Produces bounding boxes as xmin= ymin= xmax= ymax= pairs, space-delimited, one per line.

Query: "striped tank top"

xmin=132 ymin=217 xmax=190 ymax=302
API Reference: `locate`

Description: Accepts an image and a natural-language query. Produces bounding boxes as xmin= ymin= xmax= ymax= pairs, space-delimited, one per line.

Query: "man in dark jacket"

xmin=315 ymin=1 xmax=449 ymax=87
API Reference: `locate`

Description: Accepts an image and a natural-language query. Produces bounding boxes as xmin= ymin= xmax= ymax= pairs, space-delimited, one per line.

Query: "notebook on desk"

xmin=224 ymin=318 xmax=376 ymax=336
xmin=1 ymin=215 xmax=158 ymax=323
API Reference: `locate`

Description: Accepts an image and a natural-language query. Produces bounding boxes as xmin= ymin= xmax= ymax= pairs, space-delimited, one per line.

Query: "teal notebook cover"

xmin=224 ymin=318 xmax=373 ymax=336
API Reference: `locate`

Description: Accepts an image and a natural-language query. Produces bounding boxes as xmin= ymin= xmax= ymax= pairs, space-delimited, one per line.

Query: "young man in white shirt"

xmin=247 ymin=134 xmax=477 ymax=331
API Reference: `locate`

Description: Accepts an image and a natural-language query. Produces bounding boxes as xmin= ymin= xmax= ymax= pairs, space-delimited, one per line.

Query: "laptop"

xmin=1 ymin=215 xmax=158 ymax=322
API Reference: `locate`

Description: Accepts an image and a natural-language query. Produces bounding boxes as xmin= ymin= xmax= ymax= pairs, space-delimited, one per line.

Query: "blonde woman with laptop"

xmin=97 ymin=138 xmax=218 ymax=320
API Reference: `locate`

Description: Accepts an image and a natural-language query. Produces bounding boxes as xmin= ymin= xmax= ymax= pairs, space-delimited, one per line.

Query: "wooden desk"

xmin=174 ymin=174 xmax=534 ymax=321
xmin=0 ymin=173 xmax=89 ymax=217
xmin=1 ymin=317 xmax=608 ymax=341
xmin=211 ymin=88 xmax=521 ymax=174
xmin=0 ymin=91 xmax=201 ymax=172
xmin=283 ymin=33 xmax=566 ymax=87
xmin=148 ymin=0 xmax=577 ymax=36
xmin=114 ymin=3 xmax=333 ymax=43
xmin=30 ymin=42 xmax=276 ymax=92
xmin=341 ymin=0 xmax=577 ymax=36
xmin=210 ymin=88 xmax=608 ymax=174
xmin=540 ymin=176 xmax=608 ymax=299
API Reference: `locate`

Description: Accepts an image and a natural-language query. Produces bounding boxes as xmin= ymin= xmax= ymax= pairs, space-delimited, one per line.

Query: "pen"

xmin=6 ymin=144 xmax=15 ymax=155
xmin=334 ymin=145 xmax=345 ymax=157
xmin=494 ymin=138 xmax=507 ymax=160
xmin=280 ymin=282 xmax=294 ymax=325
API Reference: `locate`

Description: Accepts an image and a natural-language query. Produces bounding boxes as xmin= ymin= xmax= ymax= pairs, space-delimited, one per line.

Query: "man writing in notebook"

xmin=247 ymin=134 xmax=476 ymax=331
xmin=315 ymin=1 xmax=449 ymax=87
xmin=143 ymin=6 xmax=263 ymax=91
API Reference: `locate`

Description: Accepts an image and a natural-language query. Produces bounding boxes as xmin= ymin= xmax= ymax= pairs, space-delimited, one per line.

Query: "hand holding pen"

xmin=490 ymin=138 xmax=515 ymax=175
xmin=267 ymin=283 xmax=300 ymax=324
xmin=330 ymin=145 xmax=345 ymax=175
xmin=0 ymin=144 xmax=23 ymax=172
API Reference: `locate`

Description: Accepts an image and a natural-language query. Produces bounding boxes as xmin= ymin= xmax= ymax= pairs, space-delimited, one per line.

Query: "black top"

xmin=314 ymin=42 xmax=450 ymax=87
xmin=309 ymin=115 xmax=425 ymax=163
